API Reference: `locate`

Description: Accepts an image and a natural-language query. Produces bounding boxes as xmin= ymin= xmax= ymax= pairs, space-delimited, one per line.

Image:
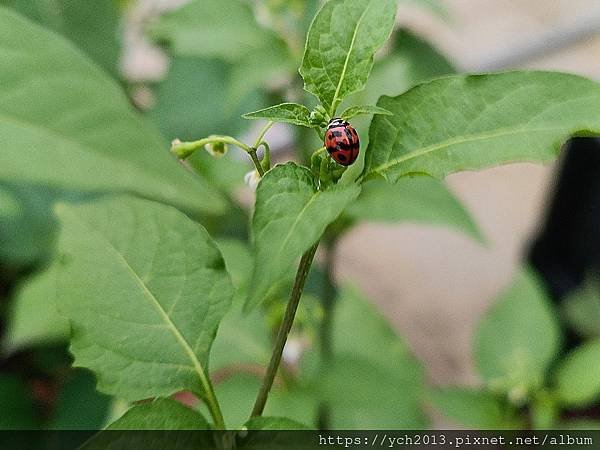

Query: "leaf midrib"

xmin=367 ymin=125 xmax=572 ymax=177
xmin=329 ymin=0 xmax=374 ymax=115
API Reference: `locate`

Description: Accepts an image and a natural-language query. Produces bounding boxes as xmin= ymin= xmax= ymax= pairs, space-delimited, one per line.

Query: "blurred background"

xmin=1 ymin=0 xmax=600 ymax=432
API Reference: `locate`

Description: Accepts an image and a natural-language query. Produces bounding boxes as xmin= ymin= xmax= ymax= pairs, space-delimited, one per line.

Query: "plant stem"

xmin=204 ymin=380 xmax=227 ymax=430
xmin=248 ymin=148 xmax=265 ymax=177
xmin=250 ymin=241 xmax=320 ymax=418
xmin=253 ymin=121 xmax=274 ymax=149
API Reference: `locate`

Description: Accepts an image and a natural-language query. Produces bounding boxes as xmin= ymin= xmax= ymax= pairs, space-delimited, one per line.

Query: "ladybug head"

xmin=327 ymin=118 xmax=347 ymax=129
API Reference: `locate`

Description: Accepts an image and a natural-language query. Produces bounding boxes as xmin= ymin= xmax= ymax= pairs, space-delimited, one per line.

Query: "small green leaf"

xmin=243 ymin=416 xmax=310 ymax=430
xmin=563 ymin=274 xmax=600 ymax=338
xmin=106 ymin=398 xmax=209 ymax=430
xmin=474 ymin=267 xmax=562 ymax=400
xmin=247 ymin=163 xmax=361 ymax=309
xmin=243 ymin=103 xmax=312 ymax=128
xmin=344 ymin=177 xmax=482 ymax=241
xmin=554 ymin=340 xmax=600 ymax=407
xmin=340 ymin=105 xmax=392 ymax=120
xmin=299 ymin=0 xmax=398 ymax=115
xmin=148 ymin=0 xmax=274 ymax=62
xmin=363 ymin=72 xmax=600 ymax=182
xmin=54 ymin=196 xmax=233 ymax=402
xmin=428 ymin=388 xmax=520 ymax=429
xmin=4 ymin=263 xmax=70 ymax=354
xmin=0 ymin=7 xmax=225 ymax=216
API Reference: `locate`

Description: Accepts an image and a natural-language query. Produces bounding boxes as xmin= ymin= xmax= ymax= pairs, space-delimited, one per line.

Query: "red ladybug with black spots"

xmin=324 ymin=118 xmax=360 ymax=166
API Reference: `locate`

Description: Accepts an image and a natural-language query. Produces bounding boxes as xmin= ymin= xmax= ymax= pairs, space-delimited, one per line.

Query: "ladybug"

xmin=324 ymin=118 xmax=360 ymax=166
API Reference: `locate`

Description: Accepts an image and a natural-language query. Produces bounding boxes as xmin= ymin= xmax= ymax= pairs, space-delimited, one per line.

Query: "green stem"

xmin=204 ymin=380 xmax=227 ymax=430
xmin=248 ymin=148 xmax=265 ymax=177
xmin=253 ymin=121 xmax=274 ymax=149
xmin=171 ymin=135 xmax=265 ymax=176
xmin=250 ymin=241 xmax=320 ymax=418
xmin=171 ymin=136 xmax=251 ymax=158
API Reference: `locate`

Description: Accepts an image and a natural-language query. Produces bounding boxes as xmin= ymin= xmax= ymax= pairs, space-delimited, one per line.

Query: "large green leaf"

xmin=321 ymin=287 xmax=427 ymax=428
xmin=474 ymin=268 xmax=562 ymax=401
xmin=344 ymin=177 xmax=482 ymax=240
xmin=148 ymin=0 xmax=275 ymax=62
xmin=363 ymin=72 xmax=600 ymax=182
xmin=299 ymin=0 xmax=397 ymax=115
xmin=563 ymin=274 xmax=600 ymax=338
xmin=554 ymin=340 xmax=600 ymax=407
xmin=428 ymin=388 xmax=519 ymax=429
xmin=0 ymin=7 xmax=224 ymax=216
xmin=1 ymin=0 xmax=121 ymax=75
xmin=54 ymin=196 xmax=233 ymax=402
xmin=4 ymin=263 xmax=69 ymax=354
xmin=247 ymin=163 xmax=361 ymax=309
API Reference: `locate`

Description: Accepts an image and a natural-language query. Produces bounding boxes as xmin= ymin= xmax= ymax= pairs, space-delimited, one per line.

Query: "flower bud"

xmin=204 ymin=136 xmax=228 ymax=159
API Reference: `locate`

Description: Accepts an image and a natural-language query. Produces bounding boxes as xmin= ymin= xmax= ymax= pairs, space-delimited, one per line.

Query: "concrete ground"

xmin=336 ymin=0 xmax=600 ymax=391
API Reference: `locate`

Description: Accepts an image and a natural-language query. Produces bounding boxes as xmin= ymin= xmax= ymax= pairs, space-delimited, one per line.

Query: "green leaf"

xmin=344 ymin=177 xmax=482 ymax=241
xmin=554 ymin=340 xmax=600 ymax=407
xmin=247 ymin=163 xmax=361 ymax=309
xmin=1 ymin=0 xmax=122 ymax=76
xmin=49 ymin=369 xmax=113 ymax=430
xmin=106 ymin=398 xmax=209 ymax=430
xmin=0 ymin=183 xmax=57 ymax=265
xmin=81 ymin=399 xmax=211 ymax=450
xmin=243 ymin=103 xmax=312 ymax=128
xmin=4 ymin=263 xmax=70 ymax=354
xmin=299 ymin=0 xmax=398 ymax=115
xmin=210 ymin=296 xmax=271 ymax=373
xmin=318 ymin=355 xmax=426 ymax=428
xmin=428 ymin=388 xmax=519 ymax=429
xmin=0 ymin=7 xmax=225 ymax=216
xmin=340 ymin=105 xmax=392 ymax=121
xmin=321 ymin=286 xmax=427 ymax=428
xmin=363 ymin=72 xmax=600 ymax=182
xmin=563 ymin=274 xmax=600 ymax=338
xmin=243 ymin=416 xmax=309 ymax=430
xmin=148 ymin=0 xmax=274 ymax=62
xmin=54 ymin=196 xmax=233 ymax=402
xmin=474 ymin=267 xmax=562 ymax=401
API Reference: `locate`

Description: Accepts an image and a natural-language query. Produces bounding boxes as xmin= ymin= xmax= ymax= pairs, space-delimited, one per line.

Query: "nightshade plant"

xmin=2 ymin=0 xmax=600 ymax=443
